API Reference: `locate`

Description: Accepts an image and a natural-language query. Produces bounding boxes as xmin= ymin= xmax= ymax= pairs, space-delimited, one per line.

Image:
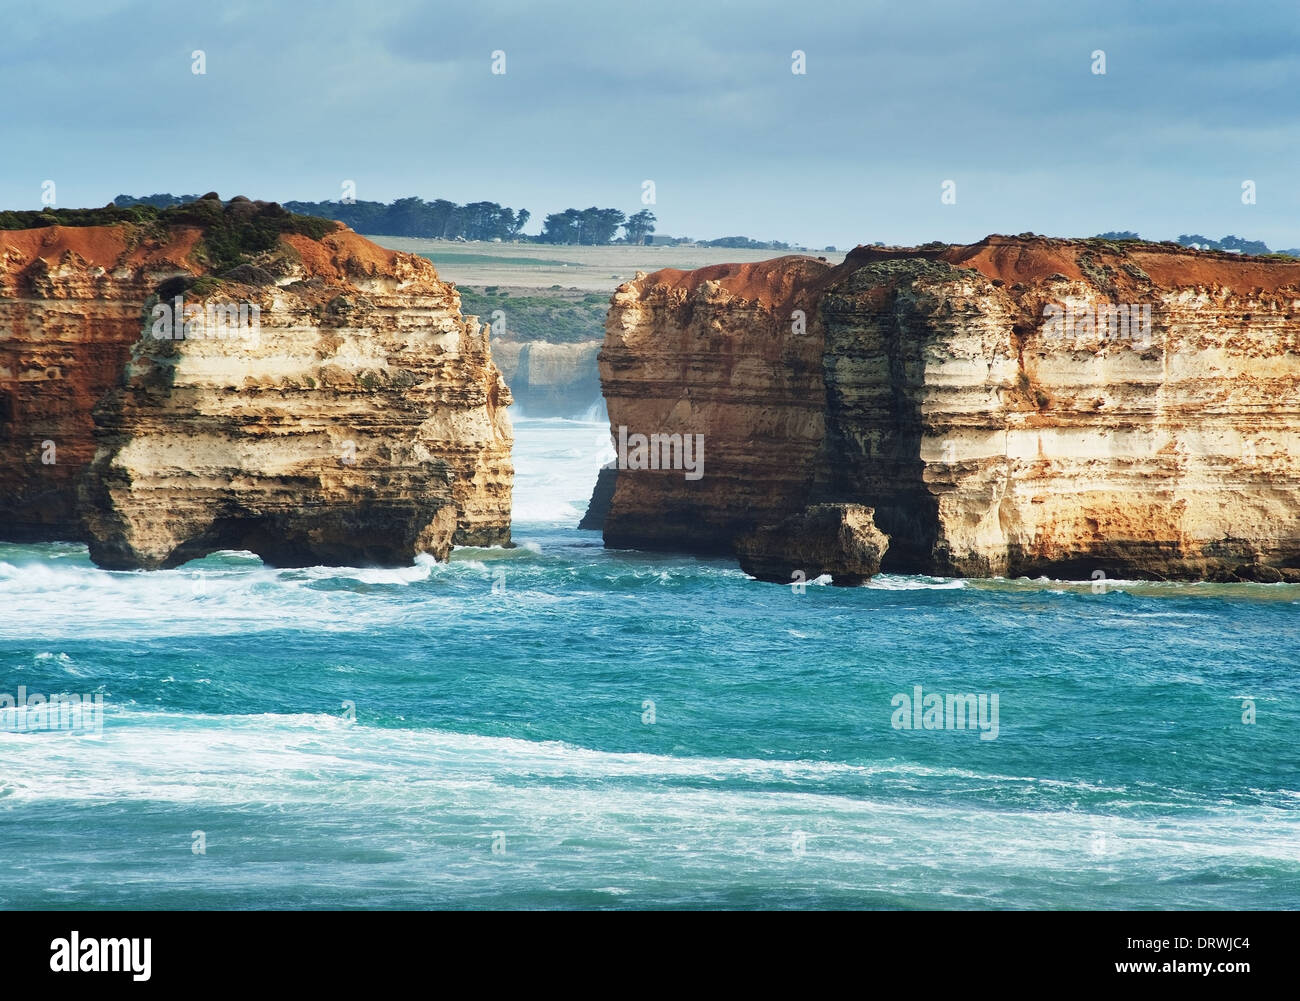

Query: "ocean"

xmin=1 ymin=418 xmax=1297 ymax=909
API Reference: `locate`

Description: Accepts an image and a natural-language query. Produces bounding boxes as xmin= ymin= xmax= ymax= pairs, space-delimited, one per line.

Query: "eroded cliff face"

xmin=599 ymin=256 xmax=835 ymax=552
xmin=0 ymin=224 xmax=197 ymax=541
xmin=1 ymin=201 xmax=512 ymax=568
xmin=598 ymin=236 xmax=1300 ymax=581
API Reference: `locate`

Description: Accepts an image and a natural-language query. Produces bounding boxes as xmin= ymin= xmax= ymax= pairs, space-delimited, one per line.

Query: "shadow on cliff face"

xmin=816 ymin=262 xmax=944 ymax=575
xmin=76 ymin=311 xmax=175 ymax=569
xmin=0 ymin=273 xmax=146 ymax=544
xmin=163 ymin=507 xmax=458 ymax=570
xmin=83 ymin=496 xmax=460 ymax=571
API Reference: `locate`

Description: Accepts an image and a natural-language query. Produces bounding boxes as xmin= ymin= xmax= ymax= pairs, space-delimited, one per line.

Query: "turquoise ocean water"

xmin=1 ymin=418 xmax=1297 ymax=909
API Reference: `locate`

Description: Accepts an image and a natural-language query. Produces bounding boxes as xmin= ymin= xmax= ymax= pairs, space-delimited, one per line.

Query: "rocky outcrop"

xmin=598 ymin=236 xmax=1300 ymax=581
xmin=599 ymin=256 xmax=836 ymax=552
xmin=493 ymin=339 xmax=603 ymax=417
xmin=1 ymin=198 xmax=512 ymax=568
xmin=735 ymin=503 xmax=888 ymax=585
xmin=0 ymin=224 xmax=185 ymax=541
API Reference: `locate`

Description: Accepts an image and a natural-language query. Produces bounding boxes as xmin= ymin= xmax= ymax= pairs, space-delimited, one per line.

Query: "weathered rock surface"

xmin=1 ymin=202 xmax=512 ymax=568
xmin=0 ymin=224 xmax=193 ymax=541
xmin=599 ymin=236 xmax=1300 ymax=581
xmin=599 ymin=256 xmax=836 ymax=552
xmin=736 ymin=503 xmax=888 ymax=585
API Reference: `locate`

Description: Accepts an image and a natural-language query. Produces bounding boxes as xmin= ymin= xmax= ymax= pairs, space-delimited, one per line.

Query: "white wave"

xmin=0 ymin=708 xmax=1249 ymax=801
xmin=294 ymin=552 xmax=438 ymax=585
xmin=867 ymin=574 xmax=967 ymax=590
xmin=507 ymin=418 xmax=614 ymax=525
xmin=3 ymin=712 xmax=1297 ymax=906
xmin=0 ymin=553 xmax=466 ymax=640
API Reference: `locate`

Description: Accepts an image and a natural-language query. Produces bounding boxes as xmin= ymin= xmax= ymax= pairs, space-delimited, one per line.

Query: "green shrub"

xmin=0 ymin=196 xmax=339 ymax=274
xmin=0 ymin=204 xmax=161 ymax=230
xmin=457 ymin=287 xmax=609 ymax=343
xmin=187 ymin=277 xmax=225 ymax=297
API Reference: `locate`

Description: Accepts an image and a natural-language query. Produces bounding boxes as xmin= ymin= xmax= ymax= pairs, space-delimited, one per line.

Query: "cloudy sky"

xmin=2 ymin=0 xmax=1296 ymax=249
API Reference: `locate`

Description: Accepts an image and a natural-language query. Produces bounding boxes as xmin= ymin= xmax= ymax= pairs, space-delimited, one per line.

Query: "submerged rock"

xmin=736 ymin=503 xmax=889 ymax=586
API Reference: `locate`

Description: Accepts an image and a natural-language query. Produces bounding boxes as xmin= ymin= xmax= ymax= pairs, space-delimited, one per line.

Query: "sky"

xmin=1 ymin=0 xmax=1297 ymax=250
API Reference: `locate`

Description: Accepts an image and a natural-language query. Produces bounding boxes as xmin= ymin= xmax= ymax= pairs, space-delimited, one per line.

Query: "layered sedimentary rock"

xmin=597 ymin=236 xmax=1300 ymax=581
xmin=492 ymin=339 xmax=603 ymax=417
xmin=0 ymin=224 xmax=181 ymax=540
xmin=1 ymin=198 xmax=512 ymax=568
xmin=599 ymin=256 xmax=836 ymax=552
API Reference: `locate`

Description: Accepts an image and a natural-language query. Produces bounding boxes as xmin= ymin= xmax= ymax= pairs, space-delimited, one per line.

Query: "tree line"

xmin=1095 ymin=230 xmax=1299 ymax=257
xmin=538 ymin=208 xmax=656 ymax=245
xmin=113 ymin=194 xmax=660 ymax=245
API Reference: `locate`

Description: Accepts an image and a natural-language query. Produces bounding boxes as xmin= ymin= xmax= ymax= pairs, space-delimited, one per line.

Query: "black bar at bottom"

xmin=0 ymin=910 xmax=1283 ymax=987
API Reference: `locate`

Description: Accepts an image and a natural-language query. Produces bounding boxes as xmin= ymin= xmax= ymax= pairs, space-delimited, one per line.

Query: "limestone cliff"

xmin=599 ymin=257 xmax=835 ymax=552
xmin=597 ymin=236 xmax=1300 ymax=582
xmin=0 ymin=222 xmax=183 ymax=541
xmin=1 ymin=197 xmax=512 ymax=568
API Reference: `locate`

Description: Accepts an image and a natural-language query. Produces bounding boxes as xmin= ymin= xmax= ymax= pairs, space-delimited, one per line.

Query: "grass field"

xmin=365 ymin=237 xmax=845 ymax=292
xmin=456 ymin=286 xmax=609 ymax=344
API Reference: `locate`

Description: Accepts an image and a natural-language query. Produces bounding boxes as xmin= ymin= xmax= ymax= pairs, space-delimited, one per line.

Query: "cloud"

xmin=0 ymin=0 xmax=1295 ymax=248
